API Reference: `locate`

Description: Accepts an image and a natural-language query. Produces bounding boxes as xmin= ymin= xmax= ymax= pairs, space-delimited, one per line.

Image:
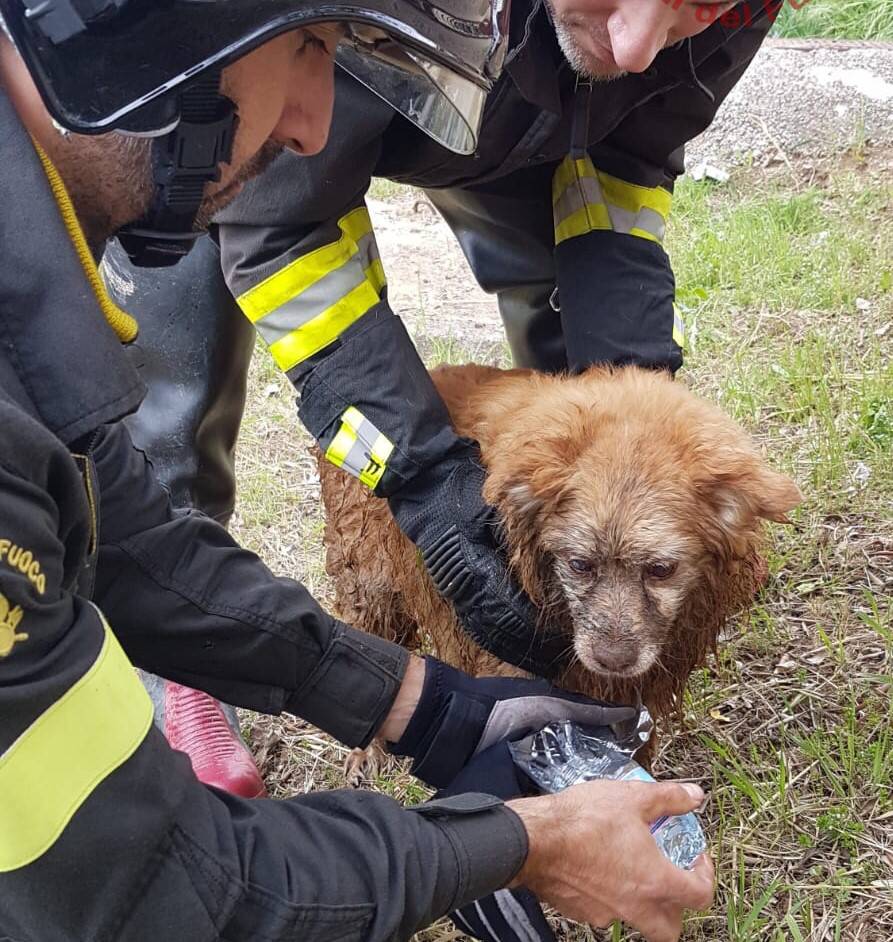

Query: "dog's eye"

xmin=568 ymin=558 xmax=593 ymax=574
xmin=645 ymin=561 xmax=678 ymax=580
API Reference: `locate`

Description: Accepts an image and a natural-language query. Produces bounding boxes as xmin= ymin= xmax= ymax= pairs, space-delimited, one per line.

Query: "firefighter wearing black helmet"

xmin=0 ymin=2 xmax=715 ymax=940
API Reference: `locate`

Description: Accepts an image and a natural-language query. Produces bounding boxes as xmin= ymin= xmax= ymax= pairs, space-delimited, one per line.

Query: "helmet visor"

xmin=0 ymin=0 xmax=506 ymax=151
xmin=336 ymin=27 xmax=486 ymax=154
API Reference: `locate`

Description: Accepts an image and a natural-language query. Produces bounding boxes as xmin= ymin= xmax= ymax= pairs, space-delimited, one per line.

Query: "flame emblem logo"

xmin=0 ymin=592 xmax=28 ymax=658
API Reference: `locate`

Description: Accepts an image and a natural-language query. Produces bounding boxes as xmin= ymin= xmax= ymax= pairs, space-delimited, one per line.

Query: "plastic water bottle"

xmin=508 ymin=718 xmax=706 ymax=870
xmin=614 ymin=762 xmax=706 ymax=870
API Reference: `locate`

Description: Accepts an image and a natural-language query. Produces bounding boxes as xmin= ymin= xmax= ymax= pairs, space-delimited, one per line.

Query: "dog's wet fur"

xmin=320 ymin=365 xmax=801 ymax=745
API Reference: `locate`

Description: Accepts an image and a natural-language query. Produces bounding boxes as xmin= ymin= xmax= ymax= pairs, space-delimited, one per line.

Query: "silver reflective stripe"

xmin=494 ymin=890 xmax=542 ymax=942
xmin=341 ymin=435 xmax=375 ymax=479
xmin=356 ymin=230 xmax=381 ymax=270
xmin=253 ymin=259 xmax=367 ymax=346
xmin=552 ymin=175 xmax=603 ymax=231
xmin=452 ymin=911 xmax=477 ymax=936
xmin=607 ymin=204 xmax=666 ymax=241
xmin=474 ymin=900 xmax=502 ymax=942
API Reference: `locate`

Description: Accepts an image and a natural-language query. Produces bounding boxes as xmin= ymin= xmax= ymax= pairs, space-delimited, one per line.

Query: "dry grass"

xmin=230 ymin=149 xmax=893 ymax=941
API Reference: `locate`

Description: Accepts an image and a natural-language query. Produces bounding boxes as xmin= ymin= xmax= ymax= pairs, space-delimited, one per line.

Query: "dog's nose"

xmin=589 ymin=645 xmax=638 ymax=674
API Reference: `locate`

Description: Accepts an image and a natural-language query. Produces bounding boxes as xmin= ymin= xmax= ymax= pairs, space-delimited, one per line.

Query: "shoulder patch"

xmin=0 ymin=592 xmax=28 ymax=658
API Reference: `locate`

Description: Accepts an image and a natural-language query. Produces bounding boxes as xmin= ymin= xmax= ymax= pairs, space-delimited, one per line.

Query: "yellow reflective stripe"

xmin=555 ymin=203 xmax=613 ymax=245
xmin=237 ymin=207 xmax=378 ymax=323
xmin=596 ymin=170 xmax=672 ymax=219
xmin=325 ymin=424 xmax=357 ymax=469
xmin=324 ymin=407 xmax=394 ymax=490
xmin=0 ymin=610 xmax=153 ymax=872
xmin=239 ymin=236 xmax=359 ymax=324
xmin=267 ymin=280 xmax=380 ymax=372
xmin=238 ymin=207 xmax=384 ymax=371
xmin=366 ymin=258 xmax=386 ymax=297
xmin=339 ymin=205 xmax=375 ymax=244
xmin=551 ymin=155 xmax=597 ymax=203
xmin=552 ymin=154 xmax=672 ymax=246
xmin=629 ymin=227 xmax=662 ymax=245
xmin=672 ymin=304 xmax=685 ymax=347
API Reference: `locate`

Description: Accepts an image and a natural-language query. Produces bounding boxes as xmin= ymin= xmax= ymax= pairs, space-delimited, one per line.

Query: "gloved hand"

xmin=436 ymin=740 xmax=556 ymax=942
xmin=388 ymin=656 xmax=638 ymax=788
xmin=388 ymin=444 xmax=569 ymax=678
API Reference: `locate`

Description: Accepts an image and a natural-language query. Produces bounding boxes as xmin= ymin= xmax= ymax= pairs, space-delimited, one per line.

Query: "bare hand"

xmin=508 ymin=779 xmax=714 ymax=942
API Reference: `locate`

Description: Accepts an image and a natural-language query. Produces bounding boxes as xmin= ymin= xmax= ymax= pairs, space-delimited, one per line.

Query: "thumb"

xmin=634 ymin=781 xmax=704 ymax=820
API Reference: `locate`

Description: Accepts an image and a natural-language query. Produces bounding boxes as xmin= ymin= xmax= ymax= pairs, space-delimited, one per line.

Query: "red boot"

xmin=163 ymin=681 xmax=268 ymax=798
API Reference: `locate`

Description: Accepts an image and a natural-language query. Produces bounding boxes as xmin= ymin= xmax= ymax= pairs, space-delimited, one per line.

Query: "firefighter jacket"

xmin=0 ymin=93 xmax=527 ymax=941
xmin=215 ymin=0 xmax=777 ymax=502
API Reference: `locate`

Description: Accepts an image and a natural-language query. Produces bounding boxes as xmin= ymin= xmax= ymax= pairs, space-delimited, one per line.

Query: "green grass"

xmin=772 ymin=0 xmax=893 ymax=41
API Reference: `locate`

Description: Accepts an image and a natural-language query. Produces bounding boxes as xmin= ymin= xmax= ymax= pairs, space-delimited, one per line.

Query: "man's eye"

xmin=297 ymin=31 xmax=328 ymax=55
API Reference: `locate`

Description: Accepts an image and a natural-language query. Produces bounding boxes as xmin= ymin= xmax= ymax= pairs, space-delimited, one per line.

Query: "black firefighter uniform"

xmin=0 ymin=92 xmax=528 ymax=942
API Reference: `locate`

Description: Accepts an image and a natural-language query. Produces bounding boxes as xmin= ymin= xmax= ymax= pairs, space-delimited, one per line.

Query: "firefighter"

xmin=103 ymin=0 xmax=781 ymax=704
xmin=0 ymin=2 xmax=713 ymax=940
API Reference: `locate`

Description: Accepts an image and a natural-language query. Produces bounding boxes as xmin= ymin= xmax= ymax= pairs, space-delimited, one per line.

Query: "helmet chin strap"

xmin=116 ymin=69 xmax=238 ymax=268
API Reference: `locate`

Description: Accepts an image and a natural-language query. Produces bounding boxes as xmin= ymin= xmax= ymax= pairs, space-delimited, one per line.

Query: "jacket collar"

xmin=0 ymin=92 xmax=145 ymax=445
xmin=506 ymin=0 xmax=565 ymax=115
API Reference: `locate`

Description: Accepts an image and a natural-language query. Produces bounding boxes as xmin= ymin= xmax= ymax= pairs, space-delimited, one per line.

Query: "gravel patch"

xmin=687 ymin=40 xmax=893 ymax=169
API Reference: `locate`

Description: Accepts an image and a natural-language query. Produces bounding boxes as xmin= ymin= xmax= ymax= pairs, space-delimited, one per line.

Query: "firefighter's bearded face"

xmin=0 ymin=26 xmax=339 ymax=245
xmin=545 ymin=0 xmax=738 ymax=79
xmin=193 ymin=24 xmax=342 ymax=229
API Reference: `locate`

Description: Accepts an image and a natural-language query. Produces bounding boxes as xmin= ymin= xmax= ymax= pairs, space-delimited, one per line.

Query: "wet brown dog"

xmin=319 ymin=365 xmax=801 ymax=768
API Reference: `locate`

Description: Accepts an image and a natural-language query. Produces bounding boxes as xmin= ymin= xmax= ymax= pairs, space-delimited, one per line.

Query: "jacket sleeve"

xmin=215 ymin=74 xmax=467 ymax=499
xmin=553 ymin=7 xmax=775 ymax=374
xmin=0 ymin=404 xmax=527 ymax=942
xmin=90 ymin=419 xmax=407 ymax=748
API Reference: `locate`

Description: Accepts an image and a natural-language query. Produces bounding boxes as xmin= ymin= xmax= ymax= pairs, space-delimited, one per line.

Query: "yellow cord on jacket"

xmin=32 ymin=140 xmax=139 ymax=344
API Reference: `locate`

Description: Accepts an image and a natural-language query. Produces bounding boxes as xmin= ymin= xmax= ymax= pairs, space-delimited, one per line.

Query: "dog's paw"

xmin=343 ymin=742 xmax=386 ymax=788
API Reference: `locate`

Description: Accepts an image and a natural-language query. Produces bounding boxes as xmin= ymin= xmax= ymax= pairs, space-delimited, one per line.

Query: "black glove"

xmin=436 ymin=741 xmax=556 ymax=942
xmin=388 ymin=445 xmax=571 ymax=677
xmin=389 ymin=656 xmax=638 ymax=788
xmin=293 ymin=307 xmax=565 ymax=677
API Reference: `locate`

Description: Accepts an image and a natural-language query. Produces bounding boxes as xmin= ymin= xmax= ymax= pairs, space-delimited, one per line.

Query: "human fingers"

xmin=626 ymin=902 xmax=685 ymax=942
xmin=658 ymin=852 xmax=715 ymax=911
xmin=631 ymin=780 xmax=705 ymax=820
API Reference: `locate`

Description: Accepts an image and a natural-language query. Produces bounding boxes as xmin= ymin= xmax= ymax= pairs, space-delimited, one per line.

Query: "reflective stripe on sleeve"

xmin=552 ymin=154 xmax=672 ymax=246
xmin=0 ymin=607 xmax=153 ymax=872
xmin=237 ymin=207 xmax=386 ymax=372
xmin=324 ymin=406 xmax=394 ymax=490
xmin=672 ymin=303 xmax=685 ymax=348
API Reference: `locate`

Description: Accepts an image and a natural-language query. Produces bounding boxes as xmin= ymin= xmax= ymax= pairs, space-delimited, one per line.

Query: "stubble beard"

xmin=545 ymin=0 xmax=627 ymax=81
xmin=56 ymin=131 xmax=154 ymax=252
xmin=192 ymin=139 xmax=285 ymax=230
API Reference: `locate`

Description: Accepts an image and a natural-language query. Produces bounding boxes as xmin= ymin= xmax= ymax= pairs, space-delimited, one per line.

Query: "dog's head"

xmin=479 ymin=368 xmax=801 ymax=683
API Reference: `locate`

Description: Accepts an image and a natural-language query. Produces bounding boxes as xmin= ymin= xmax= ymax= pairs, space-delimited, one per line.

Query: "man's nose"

xmin=605 ymin=4 xmax=669 ymax=73
xmin=274 ymin=57 xmax=336 ymax=156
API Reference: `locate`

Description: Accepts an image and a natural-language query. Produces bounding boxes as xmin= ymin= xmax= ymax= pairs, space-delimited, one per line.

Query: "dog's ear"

xmin=482 ymin=433 xmax=580 ymax=606
xmin=482 ymin=432 xmax=580 ymax=526
xmin=696 ymin=450 xmax=802 ymax=539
